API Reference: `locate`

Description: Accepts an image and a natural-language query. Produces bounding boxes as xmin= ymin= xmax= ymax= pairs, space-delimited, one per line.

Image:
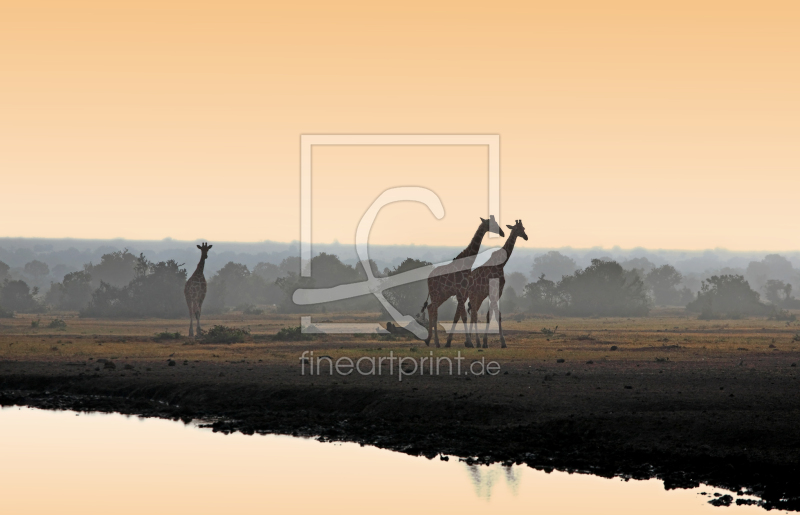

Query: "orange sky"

xmin=1 ymin=1 xmax=798 ymax=250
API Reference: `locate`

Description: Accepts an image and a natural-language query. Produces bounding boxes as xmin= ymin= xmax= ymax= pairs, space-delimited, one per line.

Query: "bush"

xmin=45 ymin=271 xmax=93 ymax=311
xmin=0 ymin=279 xmax=43 ymax=313
xmin=645 ymin=265 xmax=684 ymax=306
xmin=687 ymin=275 xmax=767 ymax=318
xmin=47 ymin=318 xmax=67 ymax=330
xmin=239 ymin=304 xmax=264 ymax=315
xmin=557 ymin=260 xmax=650 ymax=317
xmin=541 ymin=326 xmax=558 ymax=336
xmin=768 ymin=308 xmax=797 ymax=322
xmin=201 ymin=325 xmax=249 ymax=344
xmin=81 ymin=256 xmax=187 ymax=318
xmin=273 ymin=326 xmax=314 ymax=341
xmin=0 ymin=306 xmax=12 ymax=318
xmin=382 ymin=258 xmax=431 ymax=317
xmin=153 ymin=331 xmax=182 ymax=341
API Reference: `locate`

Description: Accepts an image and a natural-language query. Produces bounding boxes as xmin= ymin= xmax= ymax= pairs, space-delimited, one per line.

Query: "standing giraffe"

xmin=421 ymin=216 xmax=504 ymax=348
xmin=466 ymin=220 xmax=528 ymax=348
xmin=185 ymin=242 xmax=212 ymax=338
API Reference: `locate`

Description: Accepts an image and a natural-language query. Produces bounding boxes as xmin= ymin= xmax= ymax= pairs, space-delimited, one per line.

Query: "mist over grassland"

xmin=2 ymin=237 xmax=800 ymax=320
xmin=3 ymin=237 xmax=799 ymax=280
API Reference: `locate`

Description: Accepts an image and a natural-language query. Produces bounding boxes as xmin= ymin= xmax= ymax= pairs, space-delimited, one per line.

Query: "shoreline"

xmin=2 ymin=353 xmax=799 ymax=511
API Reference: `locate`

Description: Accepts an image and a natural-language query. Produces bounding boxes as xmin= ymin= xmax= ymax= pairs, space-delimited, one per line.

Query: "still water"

xmin=0 ymin=407 xmax=774 ymax=515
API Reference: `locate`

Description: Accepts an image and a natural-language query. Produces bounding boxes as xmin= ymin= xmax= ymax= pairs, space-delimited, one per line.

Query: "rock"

xmin=792 ymin=363 xmax=797 ymax=367
xmin=709 ymin=494 xmax=733 ymax=507
xmin=586 ymin=360 xmax=594 ymax=364
xmin=610 ymin=345 xmax=618 ymax=351
xmin=624 ymin=385 xmax=632 ymax=389
xmin=557 ymin=358 xmax=565 ymax=363
xmin=123 ymin=364 xmax=134 ymax=370
xmin=103 ymin=361 xmax=116 ymax=370
xmin=168 ymin=359 xmax=176 ymax=367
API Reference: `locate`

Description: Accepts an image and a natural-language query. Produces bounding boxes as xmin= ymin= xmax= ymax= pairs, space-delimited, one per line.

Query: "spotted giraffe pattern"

xmin=185 ymin=242 xmax=212 ymax=338
xmin=424 ymin=217 xmax=504 ymax=348
xmin=466 ymin=220 xmax=528 ymax=348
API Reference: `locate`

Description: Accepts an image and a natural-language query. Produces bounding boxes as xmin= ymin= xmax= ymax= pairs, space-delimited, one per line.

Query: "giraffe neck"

xmin=495 ymin=232 xmax=520 ymax=269
xmin=192 ymin=257 xmax=206 ymax=278
xmin=454 ymin=224 xmax=489 ymax=261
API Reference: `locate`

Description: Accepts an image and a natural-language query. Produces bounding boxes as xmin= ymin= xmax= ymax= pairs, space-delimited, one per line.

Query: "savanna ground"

xmin=2 ymin=309 xmax=800 ymax=510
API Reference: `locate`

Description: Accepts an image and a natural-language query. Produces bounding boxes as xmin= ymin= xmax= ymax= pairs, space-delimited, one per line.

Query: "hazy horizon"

xmin=3 ymin=1 xmax=799 ymax=251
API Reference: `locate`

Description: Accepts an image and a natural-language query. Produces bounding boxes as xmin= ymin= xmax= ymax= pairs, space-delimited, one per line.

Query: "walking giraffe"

xmin=466 ymin=220 xmax=528 ymax=348
xmin=421 ymin=216 xmax=504 ymax=348
xmin=185 ymin=242 xmax=212 ymax=338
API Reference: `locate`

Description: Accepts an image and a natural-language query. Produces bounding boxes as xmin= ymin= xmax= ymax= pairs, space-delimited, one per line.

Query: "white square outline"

xmin=300 ymin=134 xmax=500 ymax=278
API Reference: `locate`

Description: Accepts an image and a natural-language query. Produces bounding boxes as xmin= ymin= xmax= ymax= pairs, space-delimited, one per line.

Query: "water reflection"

xmin=465 ymin=463 xmax=521 ymax=499
xmin=0 ymin=407 xmax=778 ymax=515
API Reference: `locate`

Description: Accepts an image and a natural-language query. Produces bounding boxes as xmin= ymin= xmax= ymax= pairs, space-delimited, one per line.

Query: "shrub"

xmin=687 ymin=275 xmax=767 ymax=318
xmin=47 ymin=318 xmax=67 ymax=330
xmin=768 ymin=308 xmax=797 ymax=322
xmin=81 ymin=257 xmax=187 ymax=318
xmin=45 ymin=271 xmax=93 ymax=311
xmin=31 ymin=319 xmax=40 ymax=328
xmin=201 ymin=325 xmax=249 ymax=344
xmin=0 ymin=306 xmax=12 ymax=318
xmin=273 ymin=326 xmax=314 ymax=341
xmin=541 ymin=326 xmax=558 ymax=336
xmin=557 ymin=260 xmax=650 ymax=317
xmin=239 ymin=304 xmax=265 ymax=315
xmin=0 ymin=279 xmax=43 ymax=313
xmin=153 ymin=331 xmax=182 ymax=341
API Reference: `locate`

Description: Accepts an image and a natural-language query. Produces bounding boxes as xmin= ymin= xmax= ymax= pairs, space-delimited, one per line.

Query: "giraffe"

xmin=185 ymin=242 xmax=212 ymax=338
xmin=421 ymin=216 xmax=504 ymax=348
xmin=466 ymin=220 xmax=528 ymax=348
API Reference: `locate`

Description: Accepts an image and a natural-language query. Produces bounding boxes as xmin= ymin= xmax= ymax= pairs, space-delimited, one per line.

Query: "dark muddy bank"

xmin=2 ymin=356 xmax=799 ymax=511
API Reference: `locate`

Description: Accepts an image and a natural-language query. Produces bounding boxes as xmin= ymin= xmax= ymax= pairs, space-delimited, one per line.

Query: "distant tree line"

xmin=520 ymin=253 xmax=798 ymax=319
xmin=0 ymin=249 xmax=798 ymax=321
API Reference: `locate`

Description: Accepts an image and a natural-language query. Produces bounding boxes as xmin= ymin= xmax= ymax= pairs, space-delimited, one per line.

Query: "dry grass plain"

xmin=1 ymin=309 xmax=799 ymax=367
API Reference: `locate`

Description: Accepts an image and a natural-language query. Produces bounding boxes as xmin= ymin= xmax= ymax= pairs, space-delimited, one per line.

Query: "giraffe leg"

xmin=431 ymin=304 xmax=440 ymax=348
xmin=425 ymin=303 xmax=433 ymax=346
xmin=187 ymin=303 xmax=194 ymax=338
xmin=467 ymin=304 xmax=478 ymax=348
xmin=445 ymin=299 xmax=464 ymax=348
xmin=195 ymin=308 xmax=202 ymax=337
xmin=483 ymin=306 xmax=492 ymax=348
xmin=497 ymin=308 xmax=506 ymax=348
xmin=460 ymin=299 xmax=472 ymax=347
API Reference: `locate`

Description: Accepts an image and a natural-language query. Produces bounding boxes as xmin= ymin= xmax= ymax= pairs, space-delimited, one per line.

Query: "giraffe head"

xmin=196 ymin=242 xmax=213 ymax=259
xmin=505 ymin=220 xmax=528 ymax=241
xmin=481 ymin=215 xmax=505 ymax=237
